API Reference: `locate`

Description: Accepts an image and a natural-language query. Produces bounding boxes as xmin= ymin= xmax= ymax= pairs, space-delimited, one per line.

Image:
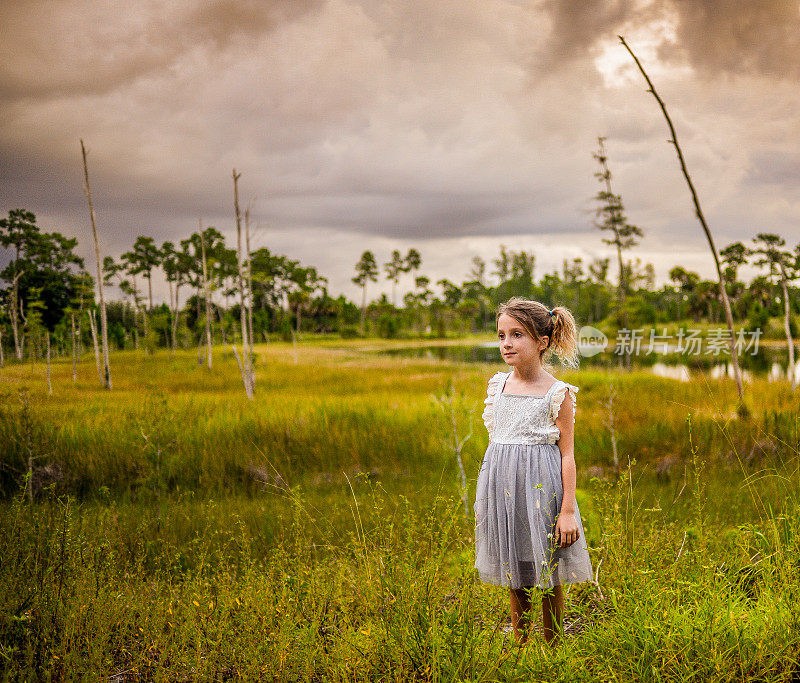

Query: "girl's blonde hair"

xmin=496 ymin=297 xmax=579 ymax=369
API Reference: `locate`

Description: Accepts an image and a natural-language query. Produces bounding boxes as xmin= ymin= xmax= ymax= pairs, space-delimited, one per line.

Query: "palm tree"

xmin=289 ymin=264 xmax=328 ymax=333
xmin=749 ymin=233 xmax=798 ymax=388
xmin=384 ymin=250 xmax=405 ymax=307
xmin=352 ymin=251 xmax=378 ymax=333
xmin=403 ymin=249 xmax=422 ymax=290
xmin=180 ymin=226 xmax=226 ymax=358
xmin=131 ymin=236 xmax=162 ymax=311
xmin=720 ymin=242 xmax=749 ymax=318
xmin=161 ymin=241 xmax=192 ymax=350
xmin=120 ymin=248 xmax=146 ymax=337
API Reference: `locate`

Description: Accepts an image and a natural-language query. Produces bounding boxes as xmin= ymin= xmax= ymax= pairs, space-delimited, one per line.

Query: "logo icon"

xmin=578 ymin=326 xmax=607 ymax=357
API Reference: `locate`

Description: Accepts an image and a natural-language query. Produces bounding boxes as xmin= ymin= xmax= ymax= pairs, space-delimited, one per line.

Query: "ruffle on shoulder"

xmin=482 ymin=371 xmax=509 ymax=437
xmin=550 ymin=381 xmax=579 ymax=425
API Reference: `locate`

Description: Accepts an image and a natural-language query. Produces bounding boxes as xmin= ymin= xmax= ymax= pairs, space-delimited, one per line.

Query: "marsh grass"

xmin=1 ymin=341 xmax=799 ymax=679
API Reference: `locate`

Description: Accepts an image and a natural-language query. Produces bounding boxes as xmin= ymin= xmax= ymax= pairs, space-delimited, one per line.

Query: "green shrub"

xmin=377 ymin=313 xmax=399 ymax=339
xmin=339 ymin=325 xmax=361 ymax=339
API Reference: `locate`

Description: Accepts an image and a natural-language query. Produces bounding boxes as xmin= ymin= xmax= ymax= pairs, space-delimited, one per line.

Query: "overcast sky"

xmin=2 ymin=0 xmax=799 ymax=304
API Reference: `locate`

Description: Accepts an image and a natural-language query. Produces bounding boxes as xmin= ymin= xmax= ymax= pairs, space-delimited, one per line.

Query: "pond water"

xmin=373 ymin=342 xmax=799 ymax=382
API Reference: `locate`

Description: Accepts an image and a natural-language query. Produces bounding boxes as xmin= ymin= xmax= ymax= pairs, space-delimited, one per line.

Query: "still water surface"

xmin=372 ymin=342 xmax=799 ymax=382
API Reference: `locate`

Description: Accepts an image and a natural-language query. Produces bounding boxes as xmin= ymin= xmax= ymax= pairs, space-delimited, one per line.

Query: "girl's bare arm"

xmin=554 ymin=390 xmax=579 ymax=547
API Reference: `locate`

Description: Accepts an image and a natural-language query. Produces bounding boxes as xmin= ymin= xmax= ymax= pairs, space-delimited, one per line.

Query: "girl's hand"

xmin=555 ymin=512 xmax=580 ymax=548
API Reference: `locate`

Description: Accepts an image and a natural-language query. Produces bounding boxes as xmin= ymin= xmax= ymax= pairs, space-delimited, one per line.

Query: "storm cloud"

xmin=1 ymin=0 xmax=798 ymax=301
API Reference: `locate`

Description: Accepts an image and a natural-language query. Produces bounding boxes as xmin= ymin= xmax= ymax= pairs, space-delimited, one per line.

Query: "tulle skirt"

xmin=474 ymin=441 xmax=594 ymax=590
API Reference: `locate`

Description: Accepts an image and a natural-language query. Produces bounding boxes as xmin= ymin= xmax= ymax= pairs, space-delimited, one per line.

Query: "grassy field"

xmin=1 ymin=340 xmax=799 ymax=680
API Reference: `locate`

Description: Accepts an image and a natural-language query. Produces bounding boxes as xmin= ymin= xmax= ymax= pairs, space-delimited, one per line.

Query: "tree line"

xmin=2 ymin=136 xmax=799 ymax=368
xmin=1 ymin=205 xmax=798 ymax=364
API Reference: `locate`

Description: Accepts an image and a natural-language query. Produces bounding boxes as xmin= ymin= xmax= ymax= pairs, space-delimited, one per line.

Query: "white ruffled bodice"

xmin=482 ymin=371 xmax=578 ymax=445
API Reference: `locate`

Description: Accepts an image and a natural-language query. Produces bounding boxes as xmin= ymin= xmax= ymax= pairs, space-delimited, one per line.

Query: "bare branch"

xmin=619 ymin=36 xmax=745 ymax=408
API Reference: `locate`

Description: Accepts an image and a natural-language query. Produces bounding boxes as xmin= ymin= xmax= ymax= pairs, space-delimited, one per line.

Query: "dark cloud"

xmin=535 ymin=0 xmax=637 ymax=68
xmin=536 ymin=0 xmax=800 ymax=81
xmin=186 ymin=0 xmax=322 ymax=47
xmin=660 ymin=0 xmax=800 ymax=79
xmin=1 ymin=0 xmax=799 ymax=302
xmin=0 ymin=0 xmax=322 ymax=100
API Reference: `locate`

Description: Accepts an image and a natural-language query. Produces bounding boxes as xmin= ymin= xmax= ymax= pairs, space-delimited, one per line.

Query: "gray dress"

xmin=473 ymin=371 xmax=594 ymax=590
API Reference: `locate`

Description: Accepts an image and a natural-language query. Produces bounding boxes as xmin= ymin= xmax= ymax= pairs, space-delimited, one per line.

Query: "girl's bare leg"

xmin=509 ymin=587 xmax=532 ymax=643
xmin=542 ymin=585 xmax=564 ymax=644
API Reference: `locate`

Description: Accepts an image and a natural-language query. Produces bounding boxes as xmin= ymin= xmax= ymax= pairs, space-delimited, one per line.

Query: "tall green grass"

xmin=1 ymin=343 xmax=797 ymax=498
xmin=2 ymin=460 xmax=799 ymax=679
xmin=1 ymin=341 xmax=799 ymax=679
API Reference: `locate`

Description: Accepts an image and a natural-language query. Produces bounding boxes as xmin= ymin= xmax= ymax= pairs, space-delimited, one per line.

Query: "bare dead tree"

xmin=70 ymin=312 xmax=77 ymax=381
xmin=7 ymin=271 xmax=24 ymax=360
xmin=196 ymin=308 xmax=204 ymax=365
xmin=200 ymin=220 xmax=213 ymax=370
xmin=18 ymin=298 xmax=28 ymax=359
xmin=231 ymin=344 xmax=253 ymax=399
xmin=80 ymin=139 xmax=112 ymax=389
xmin=17 ymin=302 xmax=34 ymax=361
xmin=245 ymin=203 xmax=255 ymax=366
xmin=619 ymin=36 xmax=745 ymax=408
xmin=433 ymin=382 xmax=473 ymax=519
xmin=233 ymin=170 xmax=253 ymax=398
xmin=88 ymin=309 xmax=102 ymax=383
xmin=0 ymin=330 xmax=4 ymax=368
xmin=45 ymin=335 xmax=52 ymax=395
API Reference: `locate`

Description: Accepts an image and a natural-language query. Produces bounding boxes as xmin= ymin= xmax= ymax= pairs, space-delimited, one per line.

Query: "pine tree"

xmin=352 ymin=251 xmax=378 ymax=334
xmin=593 ymin=137 xmax=644 ymax=369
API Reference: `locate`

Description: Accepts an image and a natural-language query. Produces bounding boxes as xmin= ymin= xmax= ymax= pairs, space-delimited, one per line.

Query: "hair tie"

xmin=548 ymin=309 xmax=555 ymax=317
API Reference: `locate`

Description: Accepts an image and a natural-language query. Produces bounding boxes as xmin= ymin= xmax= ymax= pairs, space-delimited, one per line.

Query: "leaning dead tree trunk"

xmin=10 ymin=271 xmax=23 ymax=360
xmin=619 ymin=36 xmax=745 ymax=407
xmin=195 ymin=283 xmax=204 ymax=365
xmin=233 ymin=170 xmax=253 ymax=398
xmin=200 ymin=220 xmax=213 ymax=370
xmin=231 ymin=344 xmax=253 ymax=399
xmin=80 ymin=139 xmax=112 ymax=389
xmin=245 ymin=204 xmax=255 ymax=362
xmin=88 ymin=309 xmax=103 ymax=383
xmin=45 ymin=335 xmax=52 ymax=396
xmin=71 ymin=312 xmax=77 ymax=381
xmin=18 ymin=299 xmax=28 ymax=359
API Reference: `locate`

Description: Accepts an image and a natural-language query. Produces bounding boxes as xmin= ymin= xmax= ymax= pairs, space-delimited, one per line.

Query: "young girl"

xmin=474 ymin=297 xmax=593 ymax=644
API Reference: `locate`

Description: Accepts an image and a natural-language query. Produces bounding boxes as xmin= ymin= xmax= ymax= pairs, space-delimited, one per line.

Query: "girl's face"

xmin=497 ymin=313 xmax=547 ymax=366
